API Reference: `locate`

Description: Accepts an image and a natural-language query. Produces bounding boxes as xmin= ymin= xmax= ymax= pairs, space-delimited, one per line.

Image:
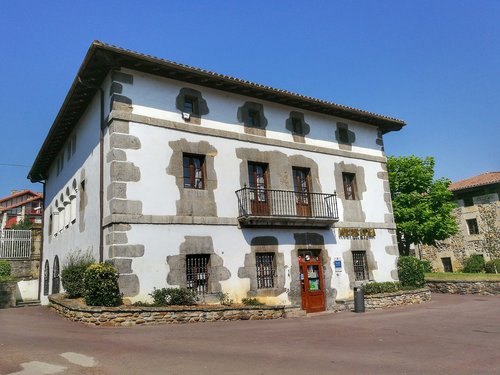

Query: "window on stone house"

xmin=441 ymin=257 xmax=453 ymax=272
xmin=463 ymin=196 xmax=474 ymax=207
xmin=291 ymin=117 xmax=302 ymax=134
xmin=183 ymin=96 xmax=199 ymax=115
xmin=186 ymin=254 xmax=210 ymax=294
xmin=183 ymin=154 xmax=205 ymax=189
xmin=342 ymin=172 xmax=357 ymax=200
xmin=338 ymin=127 xmax=349 ymax=143
xmin=466 ymin=218 xmax=479 ymax=235
xmin=248 ymin=109 xmax=261 ymax=127
xmin=256 ymin=252 xmax=275 ymax=289
xmin=352 ymin=251 xmax=369 ymax=281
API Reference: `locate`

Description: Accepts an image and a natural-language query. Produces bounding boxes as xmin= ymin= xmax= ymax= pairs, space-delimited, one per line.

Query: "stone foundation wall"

xmin=336 ymin=288 xmax=431 ymax=311
xmin=0 ymin=282 xmax=17 ymax=308
xmin=426 ymin=281 xmax=500 ymax=295
xmin=49 ymin=295 xmax=302 ymax=327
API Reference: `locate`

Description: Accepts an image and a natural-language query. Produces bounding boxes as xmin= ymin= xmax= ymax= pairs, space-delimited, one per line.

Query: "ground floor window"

xmin=52 ymin=255 xmax=60 ymax=294
xmin=352 ymin=251 xmax=369 ymax=281
xmin=186 ymin=254 xmax=210 ymax=294
xmin=43 ymin=260 xmax=49 ymax=296
xmin=256 ymin=252 xmax=275 ymax=289
xmin=441 ymin=257 xmax=453 ymax=272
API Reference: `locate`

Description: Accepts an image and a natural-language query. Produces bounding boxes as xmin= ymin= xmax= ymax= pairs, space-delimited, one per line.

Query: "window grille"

xmin=186 ymin=254 xmax=210 ymax=294
xmin=352 ymin=251 xmax=368 ymax=281
xmin=256 ymin=253 xmax=275 ymax=289
xmin=43 ymin=260 xmax=50 ymax=296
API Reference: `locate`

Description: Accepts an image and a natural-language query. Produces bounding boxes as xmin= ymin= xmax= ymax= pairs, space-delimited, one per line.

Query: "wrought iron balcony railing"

xmin=235 ymin=187 xmax=338 ymax=227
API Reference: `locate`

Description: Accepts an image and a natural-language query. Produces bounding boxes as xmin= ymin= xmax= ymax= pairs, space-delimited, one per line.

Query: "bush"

xmin=83 ymin=263 xmax=122 ymax=307
xmin=420 ymin=260 xmax=433 ymax=273
xmin=398 ymin=256 xmax=425 ymax=288
xmin=462 ymin=255 xmax=485 ymax=273
xmin=485 ymin=259 xmax=500 ymax=274
xmin=149 ymin=287 xmax=196 ymax=306
xmin=0 ymin=260 xmax=11 ymax=277
xmin=241 ymin=297 xmax=265 ymax=306
xmin=217 ymin=291 xmax=233 ymax=306
xmin=61 ymin=250 xmax=95 ymax=298
xmin=362 ymin=281 xmax=402 ymax=295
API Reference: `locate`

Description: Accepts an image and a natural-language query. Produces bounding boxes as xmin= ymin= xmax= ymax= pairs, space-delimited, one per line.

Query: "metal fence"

xmin=235 ymin=187 xmax=338 ymax=219
xmin=0 ymin=229 xmax=32 ymax=259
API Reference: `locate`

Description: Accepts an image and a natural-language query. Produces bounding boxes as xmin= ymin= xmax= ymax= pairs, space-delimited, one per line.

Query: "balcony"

xmin=235 ymin=188 xmax=339 ymax=228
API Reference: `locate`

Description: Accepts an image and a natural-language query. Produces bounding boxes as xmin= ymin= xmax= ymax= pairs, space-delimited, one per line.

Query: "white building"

xmin=30 ymin=41 xmax=406 ymax=312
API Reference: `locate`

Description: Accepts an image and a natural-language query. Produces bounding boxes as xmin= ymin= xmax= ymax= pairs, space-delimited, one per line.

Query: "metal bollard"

xmin=354 ymin=287 xmax=365 ymax=313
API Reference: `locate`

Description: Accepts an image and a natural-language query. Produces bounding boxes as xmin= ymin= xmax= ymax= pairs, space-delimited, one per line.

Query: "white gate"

xmin=0 ymin=229 xmax=32 ymax=259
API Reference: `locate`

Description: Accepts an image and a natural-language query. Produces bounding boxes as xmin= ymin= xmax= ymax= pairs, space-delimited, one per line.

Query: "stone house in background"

xmin=29 ymin=41 xmax=406 ymax=312
xmin=421 ymin=172 xmax=500 ymax=272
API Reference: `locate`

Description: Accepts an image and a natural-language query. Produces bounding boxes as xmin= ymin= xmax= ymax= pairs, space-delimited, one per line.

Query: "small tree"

xmin=387 ymin=156 xmax=458 ymax=255
xmin=11 ymin=218 xmax=33 ymax=230
xmin=397 ymin=256 xmax=425 ymax=288
xmin=83 ymin=263 xmax=122 ymax=307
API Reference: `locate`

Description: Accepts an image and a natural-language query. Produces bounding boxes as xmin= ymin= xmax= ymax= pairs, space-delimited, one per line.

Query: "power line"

xmin=0 ymin=163 xmax=30 ymax=168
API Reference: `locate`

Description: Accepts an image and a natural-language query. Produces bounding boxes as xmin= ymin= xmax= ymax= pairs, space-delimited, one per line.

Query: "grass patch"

xmin=425 ymin=272 xmax=500 ymax=281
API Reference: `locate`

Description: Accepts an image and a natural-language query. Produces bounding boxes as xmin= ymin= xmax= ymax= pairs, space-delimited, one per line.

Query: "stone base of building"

xmin=48 ymin=294 xmax=304 ymax=327
xmin=426 ymin=281 xmax=500 ymax=295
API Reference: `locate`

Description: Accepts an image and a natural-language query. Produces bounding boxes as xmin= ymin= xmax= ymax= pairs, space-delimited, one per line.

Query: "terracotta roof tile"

xmin=449 ymin=172 xmax=500 ymax=192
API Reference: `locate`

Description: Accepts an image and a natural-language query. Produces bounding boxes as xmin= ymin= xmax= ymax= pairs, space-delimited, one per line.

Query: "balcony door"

xmin=293 ymin=167 xmax=311 ymax=217
xmin=248 ymin=162 xmax=270 ymax=215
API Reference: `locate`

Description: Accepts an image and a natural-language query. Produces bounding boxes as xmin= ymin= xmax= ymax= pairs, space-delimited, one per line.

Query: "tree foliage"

xmin=11 ymin=218 xmax=33 ymax=230
xmin=387 ymin=156 xmax=458 ymax=255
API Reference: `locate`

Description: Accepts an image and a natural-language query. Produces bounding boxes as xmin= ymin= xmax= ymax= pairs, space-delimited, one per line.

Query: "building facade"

xmin=421 ymin=172 xmax=500 ymax=272
xmin=0 ymin=190 xmax=43 ymax=229
xmin=30 ymin=42 xmax=406 ymax=310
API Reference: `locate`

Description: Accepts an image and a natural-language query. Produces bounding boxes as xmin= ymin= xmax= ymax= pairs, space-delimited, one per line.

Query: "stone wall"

xmin=0 ymin=282 xmax=17 ymax=308
xmin=49 ymin=295 xmax=303 ymax=327
xmin=426 ymin=281 xmax=500 ymax=295
xmin=336 ymin=288 xmax=431 ymax=311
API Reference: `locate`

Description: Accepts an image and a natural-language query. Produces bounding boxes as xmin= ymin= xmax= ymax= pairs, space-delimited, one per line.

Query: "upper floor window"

xmin=183 ymin=96 xmax=198 ymax=115
xmin=338 ymin=128 xmax=349 ymax=143
xmin=238 ymin=102 xmax=267 ymax=129
xmin=466 ymin=218 xmax=479 ymax=235
xmin=183 ymin=154 xmax=205 ymax=189
xmin=336 ymin=122 xmax=354 ymax=144
xmin=342 ymin=172 xmax=357 ymax=200
xmin=248 ymin=109 xmax=261 ymax=127
xmin=463 ymin=197 xmax=474 ymax=207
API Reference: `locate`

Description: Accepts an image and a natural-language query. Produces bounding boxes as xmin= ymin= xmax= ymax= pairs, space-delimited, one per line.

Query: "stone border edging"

xmin=48 ymin=295 xmax=304 ymax=327
xmin=336 ymin=288 xmax=431 ymax=311
xmin=426 ymin=280 xmax=500 ymax=295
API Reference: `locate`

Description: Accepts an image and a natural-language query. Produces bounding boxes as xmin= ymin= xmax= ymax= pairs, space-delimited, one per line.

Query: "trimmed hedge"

xmin=83 ymin=263 xmax=122 ymax=307
xmin=485 ymin=259 xmax=500 ymax=274
xmin=462 ymin=255 xmax=485 ymax=273
xmin=398 ymin=256 xmax=425 ymax=288
xmin=0 ymin=260 xmax=11 ymax=277
xmin=149 ymin=287 xmax=196 ymax=306
xmin=362 ymin=281 xmax=402 ymax=295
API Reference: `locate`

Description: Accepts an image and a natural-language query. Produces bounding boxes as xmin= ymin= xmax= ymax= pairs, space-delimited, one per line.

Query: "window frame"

xmin=248 ymin=109 xmax=261 ymax=128
xmin=186 ymin=254 xmax=210 ymax=294
xmin=466 ymin=218 xmax=479 ymax=235
xmin=256 ymin=252 xmax=276 ymax=289
xmin=183 ymin=95 xmax=199 ymax=115
xmin=352 ymin=251 xmax=369 ymax=281
xmin=342 ymin=172 xmax=357 ymax=200
xmin=183 ymin=153 xmax=205 ymax=190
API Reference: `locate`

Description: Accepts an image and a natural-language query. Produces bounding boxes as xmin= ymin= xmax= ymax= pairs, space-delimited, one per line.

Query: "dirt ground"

xmin=0 ymin=293 xmax=499 ymax=375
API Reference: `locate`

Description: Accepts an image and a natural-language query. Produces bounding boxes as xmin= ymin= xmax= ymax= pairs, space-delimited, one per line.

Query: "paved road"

xmin=0 ymin=294 xmax=499 ymax=375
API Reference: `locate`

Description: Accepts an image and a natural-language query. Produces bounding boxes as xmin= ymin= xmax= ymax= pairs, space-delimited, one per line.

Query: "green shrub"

xmin=462 ymin=255 xmax=485 ymax=273
xmin=61 ymin=250 xmax=95 ymax=298
xmin=149 ymin=287 xmax=196 ymax=306
xmin=362 ymin=281 xmax=403 ymax=295
xmin=0 ymin=260 xmax=11 ymax=277
xmin=83 ymin=263 xmax=122 ymax=307
xmin=241 ymin=297 xmax=265 ymax=306
xmin=217 ymin=291 xmax=233 ymax=306
xmin=398 ymin=256 xmax=425 ymax=288
xmin=420 ymin=260 xmax=433 ymax=273
xmin=485 ymin=259 xmax=500 ymax=274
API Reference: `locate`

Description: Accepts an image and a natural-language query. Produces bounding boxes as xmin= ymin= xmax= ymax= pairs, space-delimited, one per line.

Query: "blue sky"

xmin=0 ymin=1 xmax=498 ymax=197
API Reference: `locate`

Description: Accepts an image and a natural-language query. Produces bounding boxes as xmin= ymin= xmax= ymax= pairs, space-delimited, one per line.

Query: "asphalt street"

xmin=0 ymin=294 xmax=499 ymax=375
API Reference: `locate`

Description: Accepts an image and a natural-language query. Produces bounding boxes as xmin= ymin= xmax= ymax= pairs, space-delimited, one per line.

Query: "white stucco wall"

xmin=41 ymin=93 xmax=103 ymax=304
